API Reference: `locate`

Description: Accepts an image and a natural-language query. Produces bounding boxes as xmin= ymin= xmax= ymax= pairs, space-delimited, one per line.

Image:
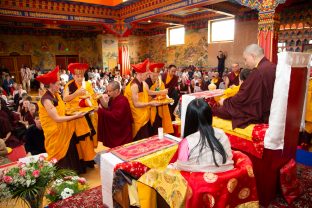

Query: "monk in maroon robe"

xmin=162 ymin=65 xmax=179 ymax=120
xmin=214 ymin=44 xmax=276 ymax=129
xmin=97 ymin=81 xmax=133 ymax=148
xmin=225 ymin=63 xmax=240 ymax=88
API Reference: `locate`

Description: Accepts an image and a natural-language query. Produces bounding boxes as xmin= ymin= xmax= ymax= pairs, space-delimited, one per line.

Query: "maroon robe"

xmin=213 ymin=57 xmax=276 ymax=129
xmin=162 ymin=73 xmax=179 ymax=120
xmin=24 ymin=111 xmax=35 ymax=126
xmin=227 ymin=71 xmax=240 ymax=87
xmin=97 ymin=94 xmax=133 ymax=148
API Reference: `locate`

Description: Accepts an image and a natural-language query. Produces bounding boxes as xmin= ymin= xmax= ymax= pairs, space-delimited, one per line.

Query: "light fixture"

xmin=147 ymin=20 xmax=151 ymax=23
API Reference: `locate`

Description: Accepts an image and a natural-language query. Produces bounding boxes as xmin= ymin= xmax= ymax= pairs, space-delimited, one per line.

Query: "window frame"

xmin=166 ymin=26 xmax=185 ymax=47
xmin=208 ymin=18 xmax=235 ymax=43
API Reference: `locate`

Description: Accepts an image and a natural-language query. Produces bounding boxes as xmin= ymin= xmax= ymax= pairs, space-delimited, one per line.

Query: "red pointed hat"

xmin=68 ymin=63 xmax=89 ymax=75
xmin=149 ymin=62 xmax=164 ymax=73
xmin=36 ymin=66 xmax=60 ymax=85
xmin=131 ymin=59 xmax=149 ymax=73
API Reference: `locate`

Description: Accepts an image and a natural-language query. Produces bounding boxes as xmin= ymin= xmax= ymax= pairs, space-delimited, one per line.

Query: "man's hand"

xmin=100 ymin=94 xmax=109 ymax=103
xmin=149 ymin=100 xmax=162 ymax=107
xmin=161 ymin=89 xmax=168 ymax=95
xmin=75 ymin=88 xmax=87 ymax=96
xmin=219 ymin=98 xmax=225 ymax=106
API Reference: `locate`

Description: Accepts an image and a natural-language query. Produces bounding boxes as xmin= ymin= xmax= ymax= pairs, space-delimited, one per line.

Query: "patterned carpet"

xmin=48 ymin=163 xmax=312 ymax=208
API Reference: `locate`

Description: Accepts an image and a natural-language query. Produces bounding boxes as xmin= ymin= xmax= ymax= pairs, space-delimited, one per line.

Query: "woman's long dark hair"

xmin=183 ymin=98 xmax=227 ymax=166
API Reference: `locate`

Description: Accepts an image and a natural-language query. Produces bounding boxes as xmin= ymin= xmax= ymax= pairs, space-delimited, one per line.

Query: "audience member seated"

xmin=23 ymin=103 xmax=37 ymax=125
xmin=19 ymin=96 xmax=32 ymax=121
xmin=13 ymin=84 xmax=27 ymax=109
xmin=225 ymin=63 xmax=241 ymax=89
xmin=0 ymin=103 xmax=23 ymax=148
xmin=210 ymin=72 xmax=222 ymax=88
xmin=25 ymin=112 xmax=45 ymax=155
xmin=2 ymin=74 xmax=14 ymax=96
xmin=16 ymin=92 xmax=28 ymax=111
xmin=0 ymin=138 xmax=10 ymax=166
xmin=213 ymin=44 xmax=276 ymax=129
xmin=171 ymin=98 xmax=234 ymax=173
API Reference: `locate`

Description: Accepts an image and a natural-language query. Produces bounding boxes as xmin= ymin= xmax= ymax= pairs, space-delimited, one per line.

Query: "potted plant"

xmin=0 ymin=155 xmax=76 ymax=208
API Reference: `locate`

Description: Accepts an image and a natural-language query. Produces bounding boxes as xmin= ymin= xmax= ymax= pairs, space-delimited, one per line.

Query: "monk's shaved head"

xmin=243 ymin=44 xmax=264 ymax=58
xmin=108 ymin=81 xmax=120 ymax=91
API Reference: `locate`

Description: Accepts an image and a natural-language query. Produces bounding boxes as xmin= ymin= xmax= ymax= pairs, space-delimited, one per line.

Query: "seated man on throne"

xmin=213 ymin=44 xmax=276 ymax=129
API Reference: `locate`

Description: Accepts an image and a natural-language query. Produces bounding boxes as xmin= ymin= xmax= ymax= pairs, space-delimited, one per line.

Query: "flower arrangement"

xmin=45 ymin=175 xmax=88 ymax=202
xmin=0 ymin=154 xmax=76 ymax=208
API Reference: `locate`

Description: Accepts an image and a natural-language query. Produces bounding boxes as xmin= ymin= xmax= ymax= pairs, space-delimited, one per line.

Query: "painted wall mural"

xmin=128 ymin=20 xmax=258 ymax=68
xmin=0 ymin=34 xmax=103 ymax=70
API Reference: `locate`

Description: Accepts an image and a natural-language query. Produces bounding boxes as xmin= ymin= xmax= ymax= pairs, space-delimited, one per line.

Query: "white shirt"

xmin=60 ymin=73 xmax=69 ymax=83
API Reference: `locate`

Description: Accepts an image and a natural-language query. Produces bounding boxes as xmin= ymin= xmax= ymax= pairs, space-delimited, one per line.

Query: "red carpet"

xmin=48 ymin=163 xmax=312 ymax=208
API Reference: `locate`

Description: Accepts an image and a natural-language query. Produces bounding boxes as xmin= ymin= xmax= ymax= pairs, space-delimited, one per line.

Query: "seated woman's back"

xmin=176 ymin=127 xmax=233 ymax=173
xmin=174 ymin=98 xmax=234 ymax=173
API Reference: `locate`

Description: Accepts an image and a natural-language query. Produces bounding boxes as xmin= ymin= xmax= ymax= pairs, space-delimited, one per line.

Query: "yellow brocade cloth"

xmin=138 ymin=168 xmax=187 ymax=208
xmin=64 ymin=80 xmax=97 ymax=161
xmin=215 ymin=84 xmax=240 ymax=102
xmin=135 ymin=145 xmax=178 ymax=169
xmin=124 ymin=79 xmax=150 ymax=138
xmin=38 ymin=92 xmax=75 ymax=161
xmin=150 ymin=81 xmax=174 ymax=134
xmin=305 ymin=79 xmax=312 ymax=133
xmin=212 ymin=117 xmax=254 ymax=141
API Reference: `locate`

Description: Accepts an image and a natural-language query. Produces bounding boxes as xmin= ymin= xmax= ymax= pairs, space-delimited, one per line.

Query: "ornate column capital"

xmin=234 ymin=0 xmax=286 ymax=12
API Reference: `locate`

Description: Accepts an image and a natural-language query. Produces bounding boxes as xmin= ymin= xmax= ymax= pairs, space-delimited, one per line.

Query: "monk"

xmin=149 ymin=62 xmax=174 ymax=135
xmin=37 ymin=66 xmax=85 ymax=173
xmin=97 ymin=81 xmax=133 ymax=148
xmin=161 ymin=64 xmax=179 ymax=120
xmin=214 ymin=44 xmax=276 ymax=129
xmin=63 ymin=63 xmax=98 ymax=167
xmin=225 ymin=63 xmax=240 ymax=88
xmin=124 ymin=59 xmax=167 ymax=141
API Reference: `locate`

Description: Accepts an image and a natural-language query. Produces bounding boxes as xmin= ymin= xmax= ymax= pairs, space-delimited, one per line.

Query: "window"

xmin=208 ymin=18 xmax=235 ymax=43
xmin=167 ymin=26 xmax=185 ymax=46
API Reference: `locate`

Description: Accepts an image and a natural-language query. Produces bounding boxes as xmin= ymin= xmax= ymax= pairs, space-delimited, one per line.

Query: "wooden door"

xmin=55 ymin=55 xmax=79 ymax=70
xmin=0 ymin=55 xmax=31 ymax=83
xmin=67 ymin=56 xmax=79 ymax=65
xmin=55 ymin=56 xmax=66 ymax=70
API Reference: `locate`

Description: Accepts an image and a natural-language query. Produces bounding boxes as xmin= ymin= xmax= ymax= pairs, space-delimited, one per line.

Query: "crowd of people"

xmin=0 ymin=44 xmax=284 ymax=175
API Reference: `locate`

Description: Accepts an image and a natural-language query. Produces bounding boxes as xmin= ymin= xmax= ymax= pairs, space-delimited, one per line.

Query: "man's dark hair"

xmin=168 ymin=65 xmax=177 ymax=69
xmin=239 ymin=68 xmax=251 ymax=81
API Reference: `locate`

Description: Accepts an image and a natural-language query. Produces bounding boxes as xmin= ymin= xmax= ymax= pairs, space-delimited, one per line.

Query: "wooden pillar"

xmin=233 ymin=0 xmax=286 ymax=63
xmin=258 ymin=11 xmax=280 ymax=64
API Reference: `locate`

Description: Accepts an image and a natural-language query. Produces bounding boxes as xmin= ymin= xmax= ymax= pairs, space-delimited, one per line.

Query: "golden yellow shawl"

xmin=124 ymin=80 xmax=150 ymax=138
xmin=38 ymin=92 xmax=75 ymax=161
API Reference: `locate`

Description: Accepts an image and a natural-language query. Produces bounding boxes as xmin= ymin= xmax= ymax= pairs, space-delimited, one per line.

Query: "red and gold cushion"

xmin=180 ymin=151 xmax=259 ymax=208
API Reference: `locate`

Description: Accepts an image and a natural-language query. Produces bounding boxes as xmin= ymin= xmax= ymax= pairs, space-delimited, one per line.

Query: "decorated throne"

xmin=181 ymin=52 xmax=312 ymax=205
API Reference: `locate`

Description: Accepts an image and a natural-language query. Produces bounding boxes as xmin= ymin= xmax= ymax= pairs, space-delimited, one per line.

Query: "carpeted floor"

xmin=48 ymin=163 xmax=312 ymax=208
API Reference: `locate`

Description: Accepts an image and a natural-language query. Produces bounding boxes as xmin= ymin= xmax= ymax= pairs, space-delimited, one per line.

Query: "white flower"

xmin=26 ymin=179 xmax=31 ymax=187
xmin=61 ymin=188 xmax=74 ymax=199
xmin=72 ymin=176 xmax=79 ymax=180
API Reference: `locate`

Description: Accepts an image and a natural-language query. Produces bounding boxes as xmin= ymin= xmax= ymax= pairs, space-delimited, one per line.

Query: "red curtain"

xmin=118 ymin=45 xmax=131 ymax=75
